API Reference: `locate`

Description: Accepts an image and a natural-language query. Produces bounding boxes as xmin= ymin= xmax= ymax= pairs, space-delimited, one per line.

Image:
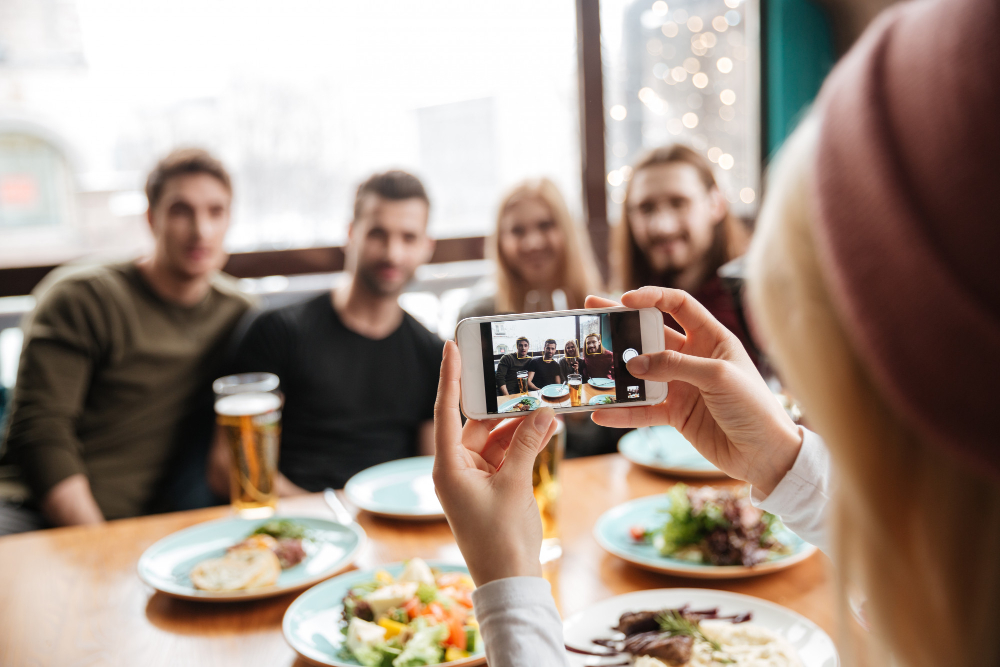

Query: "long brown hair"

xmin=490 ymin=178 xmax=601 ymax=313
xmin=615 ymin=144 xmax=750 ymax=293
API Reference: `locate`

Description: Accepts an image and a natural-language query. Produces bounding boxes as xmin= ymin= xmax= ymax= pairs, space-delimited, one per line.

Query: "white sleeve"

xmin=471 ymin=576 xmax=569 ymax=667
xmin=750 ymin=427 xmax=831 ymax=552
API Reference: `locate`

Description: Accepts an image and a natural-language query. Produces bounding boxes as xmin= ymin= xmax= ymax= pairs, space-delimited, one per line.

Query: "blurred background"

xmin=0 ymin=0 xmax=890 ymax=401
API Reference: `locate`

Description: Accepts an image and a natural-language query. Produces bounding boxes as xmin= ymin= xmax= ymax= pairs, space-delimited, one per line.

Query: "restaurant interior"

xmin=3 ymin=0 xmax=997 ymax=666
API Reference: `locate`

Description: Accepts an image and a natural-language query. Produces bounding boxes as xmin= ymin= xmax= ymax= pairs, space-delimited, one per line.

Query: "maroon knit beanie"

xmin=812 ymin=0 xmax=1000 ymax=476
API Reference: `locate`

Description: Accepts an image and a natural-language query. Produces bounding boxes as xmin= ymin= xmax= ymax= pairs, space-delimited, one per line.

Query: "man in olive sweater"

xmin=1 ymin=149 xmax=252 ymax=532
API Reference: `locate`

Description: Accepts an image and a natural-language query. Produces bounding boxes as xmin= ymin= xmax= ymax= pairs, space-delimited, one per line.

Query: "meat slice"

xmin=623 ymin=632 xmax=694 ymax=665
xmin=613 ymin=610 xmax=662 ymax=636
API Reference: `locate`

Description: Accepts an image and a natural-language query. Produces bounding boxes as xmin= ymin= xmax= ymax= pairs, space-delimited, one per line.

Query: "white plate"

xmin=618 ymin=426 xmax=727 ymax=479
xmin=138 ymin=516 xmax=366 ymax=601
xmin=564 ymin=588 xmax=838 ymax=666
xmin=343 ymin=456 xmax=445 ymax=520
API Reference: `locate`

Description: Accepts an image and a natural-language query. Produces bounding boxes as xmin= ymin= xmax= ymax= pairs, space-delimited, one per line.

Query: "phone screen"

xmin=479 ymin=310 xmax=646 ymax=414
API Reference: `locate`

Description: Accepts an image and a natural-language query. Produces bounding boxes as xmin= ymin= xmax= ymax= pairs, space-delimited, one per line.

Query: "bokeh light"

xmin=740 ymin=187 xmax=755 ymax=203
xmin=647 ymin=39 xmax=663 ymax=55
xmin=692 ymin=72 xmax=709 ymax=88
xmin=683 ymin=57 xmax=701 ymax=73
xmin=682 ymin=112 xmax=699 ymax=128
xmin=652 ymin=1 xmax=669 ymax=16
xmin=712 ymin=16 xmax=728 ymax=32
xmin=671 ymin=66 xmax=688 ymax=82
xmin=707 ymin=147 xmax=723 ymax=162
xmin=700 ymin=32 xmax=717 ymax=48
xmin=610 ymin=105 xmax=627 ymax=121
xmin=724 ymin=0 xmax=740 ymax=8
xmin=717 ymin=57 xmax=733 ymax=73
xmin=687 ymin=16 xmax=703 ymax=32
xmin=719 ymin=153 xmax=734 ymax=170
xmin=607 ymin=170 xmax=624 ymax=186
xmin=720 ymin=89 xmax=736 ymax=105
xmin=661 ymin=21 xmax=679 ymax=37
xmin=719 ymin=106 xmax=736 ymax=121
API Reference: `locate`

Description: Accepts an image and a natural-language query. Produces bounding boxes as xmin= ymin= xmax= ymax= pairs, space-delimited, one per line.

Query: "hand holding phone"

xmin=455 ymin=306 xmax=668 ymax=420
xmin=432 ymin=341 xmax=556 ymax=586
xmin=588 ymin=288 xmax=803 ymax=496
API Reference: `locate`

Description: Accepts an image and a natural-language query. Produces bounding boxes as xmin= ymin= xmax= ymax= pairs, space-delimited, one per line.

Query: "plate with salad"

xmin=283 ymin=558 xmax=484 ymax=667
xmin=593 ymin=485 xmax=817 ymax=579
xmin=498 ymin=395 xmax=540 ymax=413
xmin=138 ymin=517 xmax=366 ymax=601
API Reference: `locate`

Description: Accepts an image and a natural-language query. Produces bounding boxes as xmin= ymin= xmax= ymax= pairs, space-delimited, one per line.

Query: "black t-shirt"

xmin=527 ymin=357 xmax=562 ymax=388
xmin=230 ymin=294 xmax=444 ymax=490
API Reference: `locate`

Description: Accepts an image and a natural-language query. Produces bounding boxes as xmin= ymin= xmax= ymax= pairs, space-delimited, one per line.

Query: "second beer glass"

xmin=567 ymin=374 xmax=582 ymax=407
xmin=213 ymin=373 xmax=282 ymax=518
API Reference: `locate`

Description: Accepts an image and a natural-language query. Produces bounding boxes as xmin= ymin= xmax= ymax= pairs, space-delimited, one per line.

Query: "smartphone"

xmin=455 ymin=307 xmax=667 ymax=420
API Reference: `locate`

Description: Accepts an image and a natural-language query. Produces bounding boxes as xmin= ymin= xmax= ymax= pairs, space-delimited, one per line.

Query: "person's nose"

xmin=521 ymin=228 xmax=548 ymax=253
xmin=385 ymin=235 xmax=407 ymax=265
xmin=647 ymin=208 xmax=680 ymax=236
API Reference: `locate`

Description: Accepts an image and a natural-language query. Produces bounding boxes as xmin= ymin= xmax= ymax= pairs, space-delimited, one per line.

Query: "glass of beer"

xmin=213 ymin=373 xmax=282 ymax=518
xmin=533 ymin=420 xmax=565 ymax=563
xmin=517 ymin=369 xmax=529 ymax=394
xmin=567 ymin=374 xmax=582 ymax=407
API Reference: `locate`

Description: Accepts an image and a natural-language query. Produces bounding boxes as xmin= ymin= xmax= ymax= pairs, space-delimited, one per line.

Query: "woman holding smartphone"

xmin=432 ymin=0 xmax=1000 ymax=664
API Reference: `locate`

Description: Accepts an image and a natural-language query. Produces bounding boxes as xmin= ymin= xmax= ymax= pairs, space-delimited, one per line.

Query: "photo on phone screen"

xmin=479 ymin=311 xmax=646 ymax=414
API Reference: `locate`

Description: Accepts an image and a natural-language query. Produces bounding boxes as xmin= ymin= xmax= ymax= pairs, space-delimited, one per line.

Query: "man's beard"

xmin=356 ymin=262 xmax=413 ymax=297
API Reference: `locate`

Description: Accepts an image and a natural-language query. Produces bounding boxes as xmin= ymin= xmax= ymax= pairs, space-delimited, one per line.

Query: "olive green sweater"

xmin=2 ymin=262 xmax=252 ymax=520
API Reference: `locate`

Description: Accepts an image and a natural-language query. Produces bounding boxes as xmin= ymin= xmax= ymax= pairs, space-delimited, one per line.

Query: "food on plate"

xmin=190 ymin=547 xmax=281 ymax=592
xmin=506 ymin=398 xmax=535 ymax=412
xmin=631 ymin=485 xmax=790 ymax=566
xmin=190 ymin=519 xmax=311 ymax=591
xmin=340 ymin=558 xmax=479 ymax=666
xmin=570 ymin=605 xmax=801 ymax=667
xmin=590 ymin=395 xmax=615 ymax=405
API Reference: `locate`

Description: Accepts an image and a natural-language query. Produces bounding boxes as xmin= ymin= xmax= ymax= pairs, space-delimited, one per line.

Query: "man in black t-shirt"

xmin=211 ymin=171 xmax=442 ymax=492
xmin=495 ymin=336 xmax=532 ymax=395
xmin=527 ymin=339 xmax=563 ymax=390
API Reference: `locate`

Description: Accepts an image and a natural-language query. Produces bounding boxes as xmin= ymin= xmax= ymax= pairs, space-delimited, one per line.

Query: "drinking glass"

xmin=533 ymin=420 xmax=565 ymax=563
xmin=213 ymin=373 xmax=282 ymax=518
xmin=516 ymin=369 xmax=529 ymax=394
xmin=567 ymin=374 xmax=582 ymax=407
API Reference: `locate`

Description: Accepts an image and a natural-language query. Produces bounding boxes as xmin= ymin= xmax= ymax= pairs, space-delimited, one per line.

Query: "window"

xmin=601 ymin=0 xmax=761 ymax=220
xmin=0 ymin=0 xmax=580 ymax=266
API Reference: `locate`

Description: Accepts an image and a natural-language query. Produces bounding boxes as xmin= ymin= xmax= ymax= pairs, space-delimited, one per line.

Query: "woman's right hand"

xmin=589 ymin=287 xmax=802 ymax=495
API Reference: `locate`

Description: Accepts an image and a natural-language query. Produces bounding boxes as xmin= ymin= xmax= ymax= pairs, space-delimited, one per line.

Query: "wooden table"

xmin=0 ymin=455 xmax=833 ymax=666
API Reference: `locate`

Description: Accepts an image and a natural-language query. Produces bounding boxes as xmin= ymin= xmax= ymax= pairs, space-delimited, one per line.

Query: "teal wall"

xmin=765 ymin=0 xmax=836 ymax=157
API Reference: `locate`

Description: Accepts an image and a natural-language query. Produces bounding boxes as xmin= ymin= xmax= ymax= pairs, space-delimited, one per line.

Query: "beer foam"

xmin=215 ymin=392 xmax=281 ymax=416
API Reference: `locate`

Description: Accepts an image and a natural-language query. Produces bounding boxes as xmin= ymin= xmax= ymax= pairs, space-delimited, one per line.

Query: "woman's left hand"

xmin=432 ymin=341 xmax=559 ymax=586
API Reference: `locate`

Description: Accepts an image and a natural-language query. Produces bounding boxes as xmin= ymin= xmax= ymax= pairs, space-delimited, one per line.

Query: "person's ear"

xmin=146 ymin=206 xmax=158 ymax=236
xmin=422 ymin=236 xmax=436 ymax=265
xmin=708 ymin=186 xmax=728 ymax=225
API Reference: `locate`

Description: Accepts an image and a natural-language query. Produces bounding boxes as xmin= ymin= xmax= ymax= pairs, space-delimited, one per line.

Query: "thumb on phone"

xmin=498 ymin=407 xmax=556 ymax=484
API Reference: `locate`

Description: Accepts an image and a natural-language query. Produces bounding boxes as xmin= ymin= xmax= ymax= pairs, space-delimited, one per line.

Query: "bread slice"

xmin=190 ymin=547 xmax=282 ymax=592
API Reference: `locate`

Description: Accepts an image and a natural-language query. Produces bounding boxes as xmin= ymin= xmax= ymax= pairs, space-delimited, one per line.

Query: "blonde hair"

xmin=746 ymin=115 xmax=1000 ymax=666
xmin=490 ymin=178 xmax=601 ymax=313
